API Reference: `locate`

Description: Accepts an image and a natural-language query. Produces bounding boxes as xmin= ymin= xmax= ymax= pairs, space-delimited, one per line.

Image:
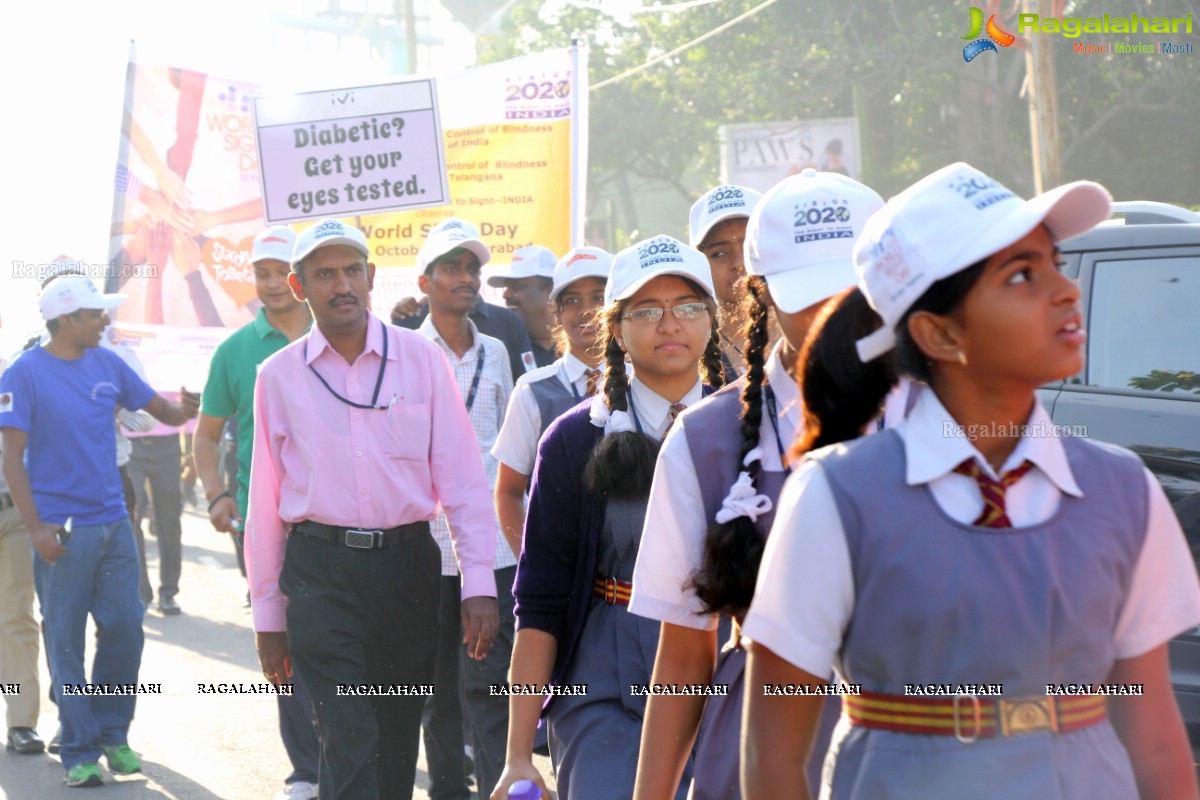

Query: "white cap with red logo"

xmin=251 ymin=226 xmax=298 ymax=264
xmin=550 ymin=246 xmax=612 ymax=300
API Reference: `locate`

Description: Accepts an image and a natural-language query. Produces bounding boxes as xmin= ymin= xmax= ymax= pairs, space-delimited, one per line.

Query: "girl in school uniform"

xmin=741 ymin=162 xmax=1200 ymax=800
xmin=492 ymin=247 xmax=612 ymax=557
xmin=491 ymin=236 xmax=727 ymax=800
xmin=627 ymin=170 xmax=885 ymax=800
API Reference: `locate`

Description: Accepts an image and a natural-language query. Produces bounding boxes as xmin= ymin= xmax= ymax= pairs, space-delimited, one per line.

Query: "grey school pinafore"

xmin=547 ymin=495 xmax=692 ymax=800
xmin=814 ymin=430 xmax=1146 ymax=800
xmin=682 ymin=385 xmax=839 ymax=800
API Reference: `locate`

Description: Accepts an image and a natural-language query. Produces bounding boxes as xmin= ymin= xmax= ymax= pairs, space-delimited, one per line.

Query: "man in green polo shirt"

xmin=193 ymin=225 xmax=319 ymax=800
xmin=195 ymin=226 xmax=311 ymax=540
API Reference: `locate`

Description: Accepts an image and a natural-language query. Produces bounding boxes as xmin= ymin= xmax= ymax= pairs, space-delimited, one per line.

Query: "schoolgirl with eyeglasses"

xmin=491 ymin=236 xmax=726 ymax=800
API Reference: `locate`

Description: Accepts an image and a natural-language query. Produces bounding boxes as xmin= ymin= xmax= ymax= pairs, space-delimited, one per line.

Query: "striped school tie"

xmin=665 ymin=402 xmax=687 ymax=434
xmin=584 ymin=368 xmax=601 ymax=397
xmin=953 ymin=458 xmax=1035 ymax=528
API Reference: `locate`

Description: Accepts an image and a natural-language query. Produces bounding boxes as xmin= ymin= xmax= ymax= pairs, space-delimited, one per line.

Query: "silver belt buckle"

xmin=952 ymin=693 xmax=982 ymax=744
xmin=344 ymin=528 xmax=381 ymax=549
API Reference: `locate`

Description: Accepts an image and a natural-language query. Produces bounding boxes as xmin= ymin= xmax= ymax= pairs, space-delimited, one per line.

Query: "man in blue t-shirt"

xmin=0 ymin=276 xmax=199 ymax=789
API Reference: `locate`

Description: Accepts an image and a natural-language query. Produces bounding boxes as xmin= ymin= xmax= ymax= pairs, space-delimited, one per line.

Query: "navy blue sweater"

xmin=512 ymin=398 xmax=604 ymax=701
xmin=513 ymin=385 xmax=715 ymax=708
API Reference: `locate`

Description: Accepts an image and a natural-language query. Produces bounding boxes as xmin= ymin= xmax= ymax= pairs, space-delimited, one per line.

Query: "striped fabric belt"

xmin=845 ymin=689 xmax=1107 ymax=743
xmin=592 ymin=577 xmax=633 ymax=606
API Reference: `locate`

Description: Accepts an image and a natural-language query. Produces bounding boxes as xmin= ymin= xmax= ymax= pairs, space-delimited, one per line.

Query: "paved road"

xmin=0 ymin=507 xmax=555 ymax=800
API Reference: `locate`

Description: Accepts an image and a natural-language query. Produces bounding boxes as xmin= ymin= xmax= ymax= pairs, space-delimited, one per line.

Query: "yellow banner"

xmin=363 ymin=47 xmax=587 ymax=311
xmin=105 ymin=47 xmax=587 ymax=385
xmin=365 ymin=124 xmax=571 ymax=263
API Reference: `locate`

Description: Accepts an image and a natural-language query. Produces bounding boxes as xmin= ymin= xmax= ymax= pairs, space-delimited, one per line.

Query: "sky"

xmin=0 ymin=0 xmax=475 ymax=355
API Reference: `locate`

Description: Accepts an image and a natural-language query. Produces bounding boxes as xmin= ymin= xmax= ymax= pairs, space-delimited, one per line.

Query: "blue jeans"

xmin=33 ymin=517 xmax=145 ymax=770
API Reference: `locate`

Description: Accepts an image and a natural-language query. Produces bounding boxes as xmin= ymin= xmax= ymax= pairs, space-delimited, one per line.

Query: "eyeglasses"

xmin=623 ymin=302 xmax=709 ymax=324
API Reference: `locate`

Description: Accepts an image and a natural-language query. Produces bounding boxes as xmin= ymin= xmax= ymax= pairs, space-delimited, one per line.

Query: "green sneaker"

xmin=64 ymin=762 xmax=104 ymax=788
xmin=100 ymin=743 xmax=142 ymax=775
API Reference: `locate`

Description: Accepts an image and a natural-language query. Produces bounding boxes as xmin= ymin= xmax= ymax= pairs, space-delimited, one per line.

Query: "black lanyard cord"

xmin=464 ymin=342 xmax=486 ymax=413
xmin=624 ymin=391 xmax=646 ymax=435
xmin=305 ymin=318 xmax=390 ymax=411
xmin=763 ymin=383 xmax=792 ymax=476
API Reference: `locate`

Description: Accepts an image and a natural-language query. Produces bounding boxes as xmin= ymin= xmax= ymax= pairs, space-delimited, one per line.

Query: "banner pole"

xmin=569 ymin=41 xmax=589 ymax=248
xmin=107 ymin=39 xmax=138 ymax=295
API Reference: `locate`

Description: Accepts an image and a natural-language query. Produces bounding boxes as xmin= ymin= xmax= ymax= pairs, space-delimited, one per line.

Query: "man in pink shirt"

xmin=246 ymin=218 xmax=499 ymax=800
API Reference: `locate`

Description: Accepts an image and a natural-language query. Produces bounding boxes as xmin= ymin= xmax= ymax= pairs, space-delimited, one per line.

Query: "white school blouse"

xmin=491 ymin=351 xmax=597 ymax=477
xmin=742 ymin=388 xmax=1200 ymax=679
xmin=629 ymin=341 xmax=801 ymax=630
xmin=417 ymin=317 xmax=516 ymax=574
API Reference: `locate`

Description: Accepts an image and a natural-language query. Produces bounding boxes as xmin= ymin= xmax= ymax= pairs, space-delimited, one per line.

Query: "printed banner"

xmin=106 ymin=46 xmax=587 ymax=389
xmin=106 ymin=323 xmax=233 ymax=395
xmin=106 ymin=56 xmax=264 ymax=388
xmin=254 ymin=79 xmax=449 ymax=222
xmin=718 ymin=118 xmax=861 ymax=193
xmin=362 ymin=46 xmax=588 ymax=315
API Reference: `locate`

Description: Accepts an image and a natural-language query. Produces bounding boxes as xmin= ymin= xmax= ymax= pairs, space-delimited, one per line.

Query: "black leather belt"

xmin=0 ymin=493 xmax=12 ymax=512
xmin=292 ymin=520 xmax=429 ymax=550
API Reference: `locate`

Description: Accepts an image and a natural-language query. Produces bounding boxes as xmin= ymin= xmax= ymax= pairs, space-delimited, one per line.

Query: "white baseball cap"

xmin=689 ymin=184 xmax=763 ymax=248
xmin=38 ymin=275 xmax=126 ymax=321
xmin=608 ymin=235 xmax=716 ymax=304
xmin=251 ymin=226 xmax=297 ymax=264
xmin=417 ymin=218 xmax=491 ymax=273
xmin=854 ymin=162 xmax=1112 ymax=362
xmin=40 ymin=256 xmax=87 ymax=285
xmin=550 ymin=246 xmax=613 ymax=300
xmin=486 ymin=245 xmax=557 ymax=287
xmin=745 ymin=169 xmax=884 ymax=315
xmin=293 ymin=218 xmax=369 ymax=266
xmin=691 ymin=183 xmax=763 ymax=248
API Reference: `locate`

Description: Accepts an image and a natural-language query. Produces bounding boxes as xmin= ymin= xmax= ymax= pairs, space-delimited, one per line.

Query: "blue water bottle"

xmin=508 ymin=779 xmax=542 ymax=800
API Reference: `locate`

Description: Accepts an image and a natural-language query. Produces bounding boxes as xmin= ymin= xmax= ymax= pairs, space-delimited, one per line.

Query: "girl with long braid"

xmin=743 ymin=163 xmax=1200 ymax=800
xmin=492 ymin=236 xmax=727 ymax=800
xmin=628 ymin=171 xmax=885 ymax=800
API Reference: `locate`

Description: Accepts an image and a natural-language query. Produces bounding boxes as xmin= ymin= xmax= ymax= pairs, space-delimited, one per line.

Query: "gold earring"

xmin=956 ymin=350 xmax=968 ymax=367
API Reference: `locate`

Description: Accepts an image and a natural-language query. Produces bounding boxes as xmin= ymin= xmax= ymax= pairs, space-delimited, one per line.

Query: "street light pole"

xmin=1023 ymin=0 xmax=1062 ymax=192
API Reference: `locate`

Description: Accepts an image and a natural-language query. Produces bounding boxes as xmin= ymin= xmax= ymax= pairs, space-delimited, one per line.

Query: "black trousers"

xmin=278 ymin=663 xmax=320 ymax=785
xmin=421 ymin=576 xmax=469 ymax=800
xmin=281 ymin=529 xmax=440 ymax=800
xmin=461 ymin=565 xmax=516 ymax=798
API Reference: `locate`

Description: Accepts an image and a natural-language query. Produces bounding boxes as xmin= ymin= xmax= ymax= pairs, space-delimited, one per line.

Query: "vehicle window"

xmin=1088 ymin=255 xmax=1200 ymax=393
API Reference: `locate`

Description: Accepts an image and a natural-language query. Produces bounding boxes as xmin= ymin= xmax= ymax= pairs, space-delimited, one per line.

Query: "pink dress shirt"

xmin=246 ymin=315 xmax=497 ymax=632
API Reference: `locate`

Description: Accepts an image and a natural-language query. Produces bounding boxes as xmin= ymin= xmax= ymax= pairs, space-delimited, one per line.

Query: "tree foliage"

xmin=478 ymin=0 xmax=1200 ymax=244
xmin=1129 ymin=370 xmax=1200 ymax=394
